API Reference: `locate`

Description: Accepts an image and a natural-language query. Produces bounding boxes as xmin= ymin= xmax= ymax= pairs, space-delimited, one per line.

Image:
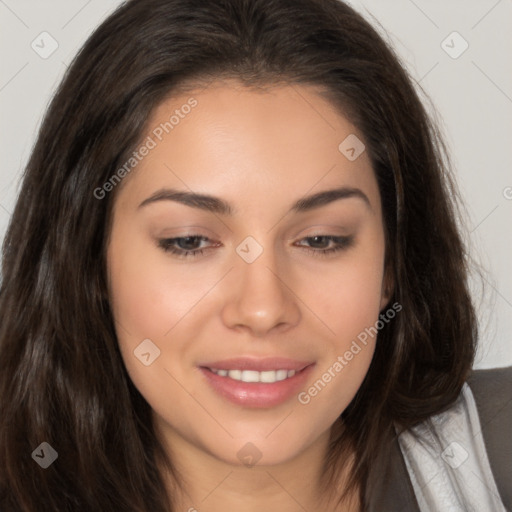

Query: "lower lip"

xmin=199 ymin=365 xmax=315 ymax=408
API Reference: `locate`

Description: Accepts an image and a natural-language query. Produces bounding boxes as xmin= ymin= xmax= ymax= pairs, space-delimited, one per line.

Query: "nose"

xmin=220 ymin=247 xmax=301 ymax=337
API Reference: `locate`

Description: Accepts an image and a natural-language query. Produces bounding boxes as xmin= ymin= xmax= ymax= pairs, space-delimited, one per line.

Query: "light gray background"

xmin=0 ymin=0 xmax=510 ymax=369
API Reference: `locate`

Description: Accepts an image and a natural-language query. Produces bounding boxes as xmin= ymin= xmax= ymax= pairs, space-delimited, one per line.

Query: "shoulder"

xmin=467 ymin=364 xmax=512 ymax=393
xmin=366 ymin=367 xmax=512 ymax=512
xmin=467 ymin=365 xmax=512 ymax=509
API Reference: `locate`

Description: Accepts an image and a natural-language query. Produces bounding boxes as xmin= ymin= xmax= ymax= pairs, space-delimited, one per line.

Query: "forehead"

xmin=115 ymin=80 xmax=380 ymax=215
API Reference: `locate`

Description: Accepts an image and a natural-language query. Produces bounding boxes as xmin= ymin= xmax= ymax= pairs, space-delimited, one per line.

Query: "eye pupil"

xmin=179 ymin=236 xmax=201 ymax=250
xmin=309 ymin=236 xmax=328 ymax=248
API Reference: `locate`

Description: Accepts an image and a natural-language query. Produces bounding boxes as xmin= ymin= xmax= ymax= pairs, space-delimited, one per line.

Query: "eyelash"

xmin=157 ymin=234 xmax=354 ymax=259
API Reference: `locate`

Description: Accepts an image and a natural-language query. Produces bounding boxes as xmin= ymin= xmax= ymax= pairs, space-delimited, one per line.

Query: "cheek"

xmin=294 ymin=233 xmax=386 ymax=412
xmin=304 ymin=238 xmax=386 ymax=343
xmin=107 ymin=242 xmax=208 ymax=428
xmin=106 ymin=237 xmax=225 ymax=400
xmin=107 ymin=238 xmax=219 ymax=341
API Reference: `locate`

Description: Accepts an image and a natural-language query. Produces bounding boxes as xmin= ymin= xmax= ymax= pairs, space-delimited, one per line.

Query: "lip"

xmin=198 ymin=358 xmax=315 ymax=408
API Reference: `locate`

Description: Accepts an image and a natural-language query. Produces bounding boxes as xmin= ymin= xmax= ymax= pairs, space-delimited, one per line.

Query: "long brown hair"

xmin=0 ymin=0 xmax=477 ymax=510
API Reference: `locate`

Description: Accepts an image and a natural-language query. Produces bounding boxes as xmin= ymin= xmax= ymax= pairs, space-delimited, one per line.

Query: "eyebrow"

xmin=138 ymin=186 xmax=372 ymax=215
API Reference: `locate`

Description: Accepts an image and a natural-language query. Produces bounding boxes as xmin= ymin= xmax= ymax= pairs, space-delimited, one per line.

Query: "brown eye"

xmin=158 ymin=235 xmax=216 ymax=258
xmin=295 ymin=235 xmax=354 ymax=257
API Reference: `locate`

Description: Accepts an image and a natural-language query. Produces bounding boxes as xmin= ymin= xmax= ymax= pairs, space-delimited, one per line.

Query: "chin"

xmin=197 ymin=427 xmax=321 ymax=468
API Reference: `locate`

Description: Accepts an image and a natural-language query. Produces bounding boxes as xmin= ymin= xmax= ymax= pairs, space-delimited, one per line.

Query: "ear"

xmin=379 ymin=262 xmax=394 ymax=311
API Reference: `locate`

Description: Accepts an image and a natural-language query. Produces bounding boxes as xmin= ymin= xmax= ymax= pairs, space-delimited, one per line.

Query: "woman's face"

xmin=107 ymin=80 xmax=390 ymax=468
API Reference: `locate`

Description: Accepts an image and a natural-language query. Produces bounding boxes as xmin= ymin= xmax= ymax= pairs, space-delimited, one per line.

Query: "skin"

xmin=107 ymin=80 xmax=391 ymax=511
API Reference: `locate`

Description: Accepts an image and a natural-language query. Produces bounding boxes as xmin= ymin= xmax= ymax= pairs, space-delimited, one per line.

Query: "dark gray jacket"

xmin=369 ymin=366 xmax=512 ymax=511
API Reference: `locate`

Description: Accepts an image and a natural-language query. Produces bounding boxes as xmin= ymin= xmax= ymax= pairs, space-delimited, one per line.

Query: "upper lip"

xmin=199 ymin=357 xmax=313 ymax=372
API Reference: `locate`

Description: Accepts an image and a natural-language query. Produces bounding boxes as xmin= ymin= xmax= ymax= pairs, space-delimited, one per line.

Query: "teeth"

xmin=210 ymin=368 xmax=297 ymax=383
xmin=241 ymin=370 xmax=259 ymax=383
xmin=229 ymin=369 xmax=242 ymax=380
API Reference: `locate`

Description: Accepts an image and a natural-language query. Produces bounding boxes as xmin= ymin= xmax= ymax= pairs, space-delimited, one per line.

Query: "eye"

xmin=157 ymin=235 xmax=218 ymax=258
xmin=157 ymin=234 xmax=354 ymax=259
xmin=295 ymin=235 xmax=354 ymax=257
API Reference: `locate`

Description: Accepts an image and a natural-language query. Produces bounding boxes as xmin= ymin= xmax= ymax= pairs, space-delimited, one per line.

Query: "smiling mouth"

xmin=206 ymin=368 xmax=301 ymax=383
xmin=197 ymin=358 xmax=315 ymax=407
xmin=198 ymin=362 xmax=314 ymax=408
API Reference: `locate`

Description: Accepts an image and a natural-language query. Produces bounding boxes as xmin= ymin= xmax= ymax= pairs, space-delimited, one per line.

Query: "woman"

xmin=0 ymin=0 xmax=510 ymax=510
